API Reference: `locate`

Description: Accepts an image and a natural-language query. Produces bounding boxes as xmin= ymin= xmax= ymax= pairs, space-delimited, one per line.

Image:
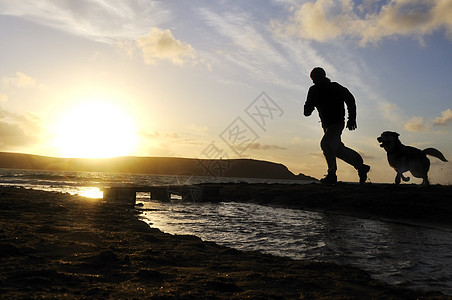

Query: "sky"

xmin=0 ymin=0 xmax=451 ymax=184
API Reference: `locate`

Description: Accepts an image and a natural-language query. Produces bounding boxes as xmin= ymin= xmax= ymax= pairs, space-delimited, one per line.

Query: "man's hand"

xmin=346 ymin=119 xmax=357 ymax=131
xmin=303 ymin=104 xmax=314 ymax=117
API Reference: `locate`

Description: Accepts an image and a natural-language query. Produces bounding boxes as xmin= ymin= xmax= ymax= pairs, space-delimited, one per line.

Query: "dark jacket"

xmin=304 ymin=78 xmax=356 ymax=128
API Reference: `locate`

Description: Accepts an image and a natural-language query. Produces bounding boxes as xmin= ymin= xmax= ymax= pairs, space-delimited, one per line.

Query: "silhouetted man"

xmin=304 ymin=67 xmax=370 ymax=184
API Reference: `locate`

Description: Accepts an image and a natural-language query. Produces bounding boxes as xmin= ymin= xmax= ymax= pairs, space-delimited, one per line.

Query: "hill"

xmin=0 ymin=152 xmax=316 ymax=181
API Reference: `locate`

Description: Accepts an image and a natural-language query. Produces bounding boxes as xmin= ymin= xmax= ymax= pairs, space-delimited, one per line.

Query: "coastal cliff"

xmin=0 ymin=152 xmax=316 ymax=181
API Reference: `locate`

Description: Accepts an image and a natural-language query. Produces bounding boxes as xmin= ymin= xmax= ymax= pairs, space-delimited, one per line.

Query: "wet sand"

xmin=0 ymin=185 xmax=450 ymax=299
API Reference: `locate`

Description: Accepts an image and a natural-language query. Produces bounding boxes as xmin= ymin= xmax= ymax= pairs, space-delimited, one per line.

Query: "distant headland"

xmin=0 ymin=152 xmax=317 ymax=181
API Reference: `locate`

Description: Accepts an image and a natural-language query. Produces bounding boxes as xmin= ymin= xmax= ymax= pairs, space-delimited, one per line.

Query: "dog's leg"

xmin=395 ymin=173 xmax=401 ymax=184
xmin=395 ymin=171 xmax=410 ymax=184
xmin=401 ymin=174 xmax=410 ymax=182
xmin=421 ymin=177 xmax=430 ymax=186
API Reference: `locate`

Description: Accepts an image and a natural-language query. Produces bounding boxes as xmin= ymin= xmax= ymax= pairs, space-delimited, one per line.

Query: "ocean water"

xmin=1 ymin=168 xmax=451 ymax=295
xmin=0 ymin=168 xmax=307 ymax=197
xmin=139 ymin=200 xmax=452 ymax=295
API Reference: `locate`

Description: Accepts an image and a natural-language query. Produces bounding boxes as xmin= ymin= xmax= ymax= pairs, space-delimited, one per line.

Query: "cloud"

xmin=248 ymin=142 xmax=286 ymax=151
xmin=0 ymin=121 xmax=36 ymax=147
xmin=309 ymin=152 xmax=325 ymax=159
xmin=400 ymin=109 xmax=452 ymax=133
xmin=0 ymin=108 xmax=41 ymax=148
xmin=278 ymin=0 xmax=347 ymax=42
xmin=138 ymin=129 xmax=202 ymax=146
xmin=198 ymin=8 xmax=302 ymax=89
xmin=1 ymin=72 xmax=39 ymax=88
xmin=404 ymin=116 xmax=428 ymax=132
xmin=290 ymin=136 xmax=318 ymax=146
xmin=139 ymin=130 xmax=180 ymax=140
xmin=199 ymin=8 xmax=287 ymax=65
xmin=186 ymin=124 xmax=209 ymax=135
xmin=0 ymin=93 xmax=7 ymax=102
xmin=0 ymin=0 xmax=170 ymax=42
xmin=277 ymin=0 xmax=452 ymax=45
xmin=378 ymin=101 xmax=401 ymax=122
xmin=290 ymin=137 xmax=303 ymax=145
xmin=225 ymin=141 xmax=287 ymax=156
xmin=432 ymin=109 xmax=452 ymax=126
xmin=136 ymin=27 xmax=196 ymax=65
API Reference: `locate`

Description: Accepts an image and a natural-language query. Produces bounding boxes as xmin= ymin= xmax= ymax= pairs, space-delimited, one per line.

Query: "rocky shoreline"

xmin=0 ymin=185 xmax=450 ymax=299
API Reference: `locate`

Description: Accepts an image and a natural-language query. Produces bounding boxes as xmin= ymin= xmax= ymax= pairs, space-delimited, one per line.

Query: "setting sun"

xmin=53 ymin=100 xmax=137 ymax=158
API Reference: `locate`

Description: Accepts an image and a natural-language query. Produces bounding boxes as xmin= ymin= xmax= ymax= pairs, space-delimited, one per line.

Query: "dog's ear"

xmin=392 ymin=132 xmax=400 ymax=137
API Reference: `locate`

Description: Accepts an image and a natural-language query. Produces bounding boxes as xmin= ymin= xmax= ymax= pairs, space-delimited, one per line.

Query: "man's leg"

xmin=320 ymin=124 xmax=343 ymax=183
xmin=336 ymin=144 xmax=363 ymax=169
xmin=336 ymin=141 xmax=370 ymax=184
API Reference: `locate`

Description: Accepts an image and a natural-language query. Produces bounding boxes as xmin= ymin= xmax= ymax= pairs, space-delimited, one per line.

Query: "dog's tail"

xmin=423 ymin=148 xmax=448 ymax=162
xmin=401 ymin=174 xmax=410 ymax=182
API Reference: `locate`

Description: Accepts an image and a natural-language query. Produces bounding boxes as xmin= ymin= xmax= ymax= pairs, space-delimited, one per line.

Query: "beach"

xmin=0 ymin=185 xmax=450 ymax=299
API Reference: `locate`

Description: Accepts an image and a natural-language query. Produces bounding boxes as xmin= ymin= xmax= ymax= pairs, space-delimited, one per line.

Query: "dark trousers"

xmin=321 ymin=123 xmax=364 ymax=174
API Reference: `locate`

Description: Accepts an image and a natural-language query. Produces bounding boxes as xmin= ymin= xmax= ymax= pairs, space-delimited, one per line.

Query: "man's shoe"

xmin=358 ymin=164 xmax=370 ymax=184
xmin=320 ymin=173 xmax=337 ymax=185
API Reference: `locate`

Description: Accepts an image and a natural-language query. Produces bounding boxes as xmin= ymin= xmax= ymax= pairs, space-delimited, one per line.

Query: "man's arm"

xmin=342 ymin=87 xmax=357 ymax=130
xmin=304 ymin=87 xmax=315 ymax=116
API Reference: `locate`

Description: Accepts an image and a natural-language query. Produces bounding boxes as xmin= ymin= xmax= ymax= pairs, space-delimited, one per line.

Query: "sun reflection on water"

xmin=77 ymin=187 xmax=103 ymax=198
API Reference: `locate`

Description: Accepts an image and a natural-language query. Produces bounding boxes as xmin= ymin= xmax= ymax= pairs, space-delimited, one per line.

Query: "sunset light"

xmin=53 ymin=100 xmax=137 ymax=158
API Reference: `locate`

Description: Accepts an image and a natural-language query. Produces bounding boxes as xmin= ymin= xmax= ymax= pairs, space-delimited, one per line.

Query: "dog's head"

xmin=377 ymin=131 xmax=400 ymax=152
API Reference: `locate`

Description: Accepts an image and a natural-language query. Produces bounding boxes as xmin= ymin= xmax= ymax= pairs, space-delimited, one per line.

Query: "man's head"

xmin=310 ymin=67 xmax=326 ymax=84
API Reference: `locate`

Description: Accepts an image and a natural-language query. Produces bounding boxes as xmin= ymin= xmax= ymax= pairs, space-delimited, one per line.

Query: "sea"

xmin=1 ymin=168 xmax=451 ymax=295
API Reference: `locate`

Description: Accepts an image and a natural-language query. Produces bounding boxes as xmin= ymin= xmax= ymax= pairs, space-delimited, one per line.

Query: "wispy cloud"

xmin=276 ymin=0 xmax=452 ymax=46
xmin=404 ymin=116 xmax=428 ymax=132
xmin=248 ymin=142 xmax=287 ymax=151
xmin=139 ymin=129 xmax=203 ymax=146
xmin=378 ymin=101 xmax=402 ymax=123
xmin=199 ymin=8 xmax=288 ymax=66
xmin=137 ymin=128 xmax=207 ymax=157
xmin=198 ymin=7 xmax=303 ymax=89
xmin=0 ymin=2 xmax=202 ymax=66
xmin=186 ymin=124 xmax=209 ymax=136
xmin=0 ymin=0 xmax=170 ymax=42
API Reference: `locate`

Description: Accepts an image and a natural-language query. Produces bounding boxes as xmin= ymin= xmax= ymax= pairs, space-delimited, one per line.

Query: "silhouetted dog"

xmin=377 ymin=131 xmax=448 ymax=185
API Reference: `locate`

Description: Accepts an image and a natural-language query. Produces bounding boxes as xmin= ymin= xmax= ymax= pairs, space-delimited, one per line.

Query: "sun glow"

xmin=53 ymin=100 xmax=137 ymax=158
xmin=77 ymin=187 xmax=104 ymax=198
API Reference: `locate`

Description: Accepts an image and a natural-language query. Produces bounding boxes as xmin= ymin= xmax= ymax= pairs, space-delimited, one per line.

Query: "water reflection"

xmin=77 ymin=187 xmax=103 ymax=198
xmin=139 ymin=200 xmax=452 ymax=295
